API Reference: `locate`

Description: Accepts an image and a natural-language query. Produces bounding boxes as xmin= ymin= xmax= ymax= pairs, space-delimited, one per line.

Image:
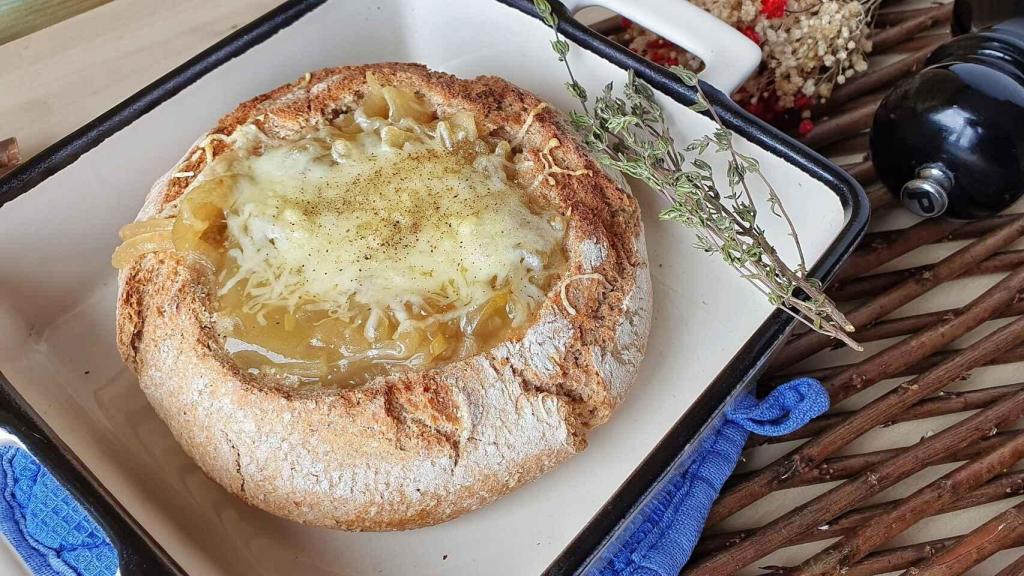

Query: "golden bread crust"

xmin=116 ymin=63 xmax=651 ymax=530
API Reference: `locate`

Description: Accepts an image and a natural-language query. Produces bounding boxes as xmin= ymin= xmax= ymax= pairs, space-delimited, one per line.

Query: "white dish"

xmin=0 ymin=1 xmax=861 ymax=574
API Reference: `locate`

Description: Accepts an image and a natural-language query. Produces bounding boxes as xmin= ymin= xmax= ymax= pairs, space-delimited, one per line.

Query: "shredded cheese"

xmin=531 ymin=138 xmax=592 ymax=189
xmin=512 ymin=102 xmax=549 ymax=147
xmin=209 ymin=96 xmax=566 ymax=336
xmin=200 ymin=133 xmax=233 ymax=165
xmin=118 ymin=77 xmax=589 ymax=386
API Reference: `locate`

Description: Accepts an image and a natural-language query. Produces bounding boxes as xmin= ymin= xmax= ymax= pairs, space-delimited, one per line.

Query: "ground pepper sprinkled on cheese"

xmin=159 ymin=80 xmax=569 ymax=386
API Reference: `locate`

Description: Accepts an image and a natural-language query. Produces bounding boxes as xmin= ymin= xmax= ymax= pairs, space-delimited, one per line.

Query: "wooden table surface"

xmin=0 ymin=0 xmax=114 ymax=45
xmin=0 ymin=0 xmax=280 ymax=162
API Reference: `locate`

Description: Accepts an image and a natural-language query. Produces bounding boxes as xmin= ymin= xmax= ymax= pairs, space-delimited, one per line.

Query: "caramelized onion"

xmin=115 ymin=79 xmax=565 ymax=388
xmin=118 ymin=218 xmax=173 ymax=241
xmin=111 ymin=230 xmax=174 ymax=268
xmin=171 ymin=178 xmax=231 ymax=268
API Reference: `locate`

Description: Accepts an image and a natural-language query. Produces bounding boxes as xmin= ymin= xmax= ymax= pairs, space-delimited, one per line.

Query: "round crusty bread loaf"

xmin=115 ymin=63 xmax=652 ymax=530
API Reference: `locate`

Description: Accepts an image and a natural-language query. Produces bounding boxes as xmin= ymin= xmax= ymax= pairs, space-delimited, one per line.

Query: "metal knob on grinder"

xmin=869 ymin=15 xmax=1024 ymax=219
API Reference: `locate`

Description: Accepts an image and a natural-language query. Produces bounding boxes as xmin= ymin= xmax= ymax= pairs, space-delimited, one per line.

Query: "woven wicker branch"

xmin=695 ymin=470 xmax=1024 ymax=556
xmin=820 ymin=133 xmax=871 ymax=158
xmin=770 ymin=263 xmax=1024 ymax=410
xmin=705 ymin=313 xmax=1024 ymax=534
xmin=875 ymin=4 xmax=957 ymax=27
xmin=821 ymin=47 xmax=933 ymax=113
xmin=841 ymin=160 xmax=878 ymax=186
xmin=870 ymin=3 xmax=954 ymax=52
xmin=734 ymin=430 xmax=1016 ymax=492
xmin=687 ymin=382 xmax=1024 ymax=574
xmin=790 ymin=431 xmax=1024 ymax=574
xmin=775 ymin=343 xmax=1024 ymax=386
xmin=904 ymin=501 xmax=1024 ymax=575
xmin=854 ymin=298 xmax=1024 ymax=342
xmin=831 ymin=249 xmax=1024 ymax=301
xmin=769 ymin=215 xmax=1024 ymax=370
xmin=835 ymin=537 xmax=958 ymax=576
xmin=887 ymin=30 xmax=954 ymax=53
xmin=0 ymin=137 xmax=19 ymax=177
xmin=837 ymin=218 xmax=972 ymax=281
xmin=864 ymin=184 xmax=895 ymax=212
xmin=848 ymin=214 xmax=1024 ymax=279
xmin=800 ymin=98 xmax=877 ymax=149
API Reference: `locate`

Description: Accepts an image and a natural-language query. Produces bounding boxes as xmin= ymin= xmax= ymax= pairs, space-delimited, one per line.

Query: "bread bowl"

xmin=112 ymin=63 xmax=651 ymax=530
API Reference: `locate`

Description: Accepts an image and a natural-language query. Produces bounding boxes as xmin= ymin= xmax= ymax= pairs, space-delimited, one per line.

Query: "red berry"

xmin=794 ymin=95 xmax=812 ymax=110
xmin=665 ymin=56 xmax=679 ymax=66
xmin=647 ymin=37 xmax=667 ymax=49
xmin=760 ymin=0 xmax=787 ymax=19
xmin=798 ymin=118 xmax=815 ymax=136
xmin=740 ymin=26 xmax=762 ymax=45
xmin=621 ymin=17 xmax=633 ymax=28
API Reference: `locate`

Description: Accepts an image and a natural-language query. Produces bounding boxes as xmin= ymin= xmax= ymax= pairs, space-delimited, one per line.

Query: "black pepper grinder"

xmin=870 ymin=5 xmax=1024 ymax=219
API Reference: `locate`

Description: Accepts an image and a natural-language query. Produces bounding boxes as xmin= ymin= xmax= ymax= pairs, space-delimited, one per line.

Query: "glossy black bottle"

xmin=870 ymin=17 xmax=1024 ymax=219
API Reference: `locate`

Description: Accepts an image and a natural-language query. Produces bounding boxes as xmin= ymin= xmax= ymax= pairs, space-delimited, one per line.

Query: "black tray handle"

xmin=0 ymin=372 xmax=184 ymax=575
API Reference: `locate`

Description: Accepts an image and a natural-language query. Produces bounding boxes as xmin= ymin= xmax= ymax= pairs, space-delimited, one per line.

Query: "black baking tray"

xmin=0 ymin=0 xmax=867 ymax=573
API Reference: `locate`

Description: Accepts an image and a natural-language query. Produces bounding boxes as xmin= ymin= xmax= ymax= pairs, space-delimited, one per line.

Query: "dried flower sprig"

xmin=610 ymin=0 xmax=879 ymax=126
xmin=533 ymin=0 xmax=860 ymax=349
xmin=731 ymin=0 xmax=879 ymax=110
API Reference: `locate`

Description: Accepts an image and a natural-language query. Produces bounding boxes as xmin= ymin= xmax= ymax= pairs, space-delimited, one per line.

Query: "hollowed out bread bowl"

xmin=115 ymin=63 xmax=651 ymax=530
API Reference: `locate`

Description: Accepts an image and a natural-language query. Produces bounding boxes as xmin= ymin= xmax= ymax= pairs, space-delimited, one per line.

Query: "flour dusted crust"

xmin=116 ymin=63 xmax=652 ymax=530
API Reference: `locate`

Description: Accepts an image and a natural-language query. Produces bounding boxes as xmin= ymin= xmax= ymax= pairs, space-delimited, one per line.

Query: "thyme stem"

xmin=532 ymin=0 xmax=859 ymax=350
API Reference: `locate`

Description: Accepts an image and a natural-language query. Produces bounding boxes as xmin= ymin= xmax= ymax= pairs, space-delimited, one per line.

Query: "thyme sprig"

xmin=533 ymin=0 xmax=859 ymax=349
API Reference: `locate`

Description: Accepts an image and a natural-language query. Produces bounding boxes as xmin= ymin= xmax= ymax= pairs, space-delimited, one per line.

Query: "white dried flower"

xmin=610 ymin=0 xmax=877 ymax=115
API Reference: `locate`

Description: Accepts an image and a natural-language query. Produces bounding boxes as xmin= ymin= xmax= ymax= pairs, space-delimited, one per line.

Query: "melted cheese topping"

xmin=221 ymin=136 xmax=563 ymax=326
xmin=111 ymin=77 xmax=569 ymax=387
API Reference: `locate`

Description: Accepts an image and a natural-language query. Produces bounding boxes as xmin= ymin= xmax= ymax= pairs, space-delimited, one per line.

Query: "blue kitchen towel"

xmin=0 ymin=445 xmax=118 ymax=576
xmin=587 ymin=377 xmax=829 ymax=576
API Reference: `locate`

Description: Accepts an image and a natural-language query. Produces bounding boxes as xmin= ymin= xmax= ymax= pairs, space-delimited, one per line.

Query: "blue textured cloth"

xmin=0 ymin=445 xmax=118 ymax=576
xmin=587 ymin=377 xmax=829 ymax=576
